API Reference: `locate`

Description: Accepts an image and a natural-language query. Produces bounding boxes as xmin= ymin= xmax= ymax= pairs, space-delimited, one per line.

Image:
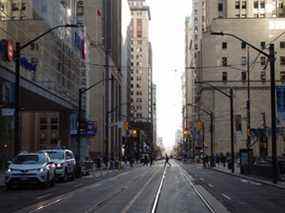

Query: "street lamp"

xmin=187 ymin=103 xmax=215 ymax=167
xmin=211 ymin=31 xmax=278 ymax=184
xmin=76 ymin=78 xmax=112 ymax=176
xmin=14 ymin=24 xmax=80 ymax=155
xmin=195 ymin=81 xmax=235 ymax=173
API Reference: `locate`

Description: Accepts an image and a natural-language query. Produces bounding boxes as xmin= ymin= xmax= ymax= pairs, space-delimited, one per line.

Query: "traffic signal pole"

xmin=211 ymin=32 xmax=279 ymax=183
xmin=247 ymin=47 xmax=251 ymax=173
xmin=269 ymin=44 xmax=279 ymax=184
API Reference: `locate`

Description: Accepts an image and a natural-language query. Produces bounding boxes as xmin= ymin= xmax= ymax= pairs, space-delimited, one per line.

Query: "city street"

xmin=181 ymin=163 xmax=285 ymax=213
xmin=0 ymin=161 xmax=227 ymax=213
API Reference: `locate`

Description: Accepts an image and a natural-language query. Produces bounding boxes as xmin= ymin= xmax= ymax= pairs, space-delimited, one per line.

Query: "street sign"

xmin=1 ymin=108 xmax=15 ymax=116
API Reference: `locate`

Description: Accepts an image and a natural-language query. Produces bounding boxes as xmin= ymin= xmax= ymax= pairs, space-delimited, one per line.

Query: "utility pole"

xmin=104 ymin=0 xmax=110 ymax=162
xmin=76 ymin=89 xmax=83 ymax=176
xmin=14 ymin=42 xmax=21 ymax=155
xmin=247 ymin=47 xmax=251 ymax=173
xmin=211 ymin=32 xmax=278 ymax=182
xmin=269 ymin=44 xmax=279 ymax=184
xmin=210 ymin=112 xmax=214 ymax=167
xmin=230 ymin=88 xmax=235 ymax=173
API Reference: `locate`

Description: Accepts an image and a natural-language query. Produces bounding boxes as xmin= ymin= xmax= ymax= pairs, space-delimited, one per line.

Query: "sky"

xmin=147 ymin=0 xmax=192 ymax=149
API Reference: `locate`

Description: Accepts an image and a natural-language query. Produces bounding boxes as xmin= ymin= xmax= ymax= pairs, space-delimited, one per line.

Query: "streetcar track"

xmin=84 ymin=166 xmax=160 ymax=213
xmin=150 ymin=165 xmax=167 ymax=213
xmin=177 ymin=162 xmax=217 ymax=213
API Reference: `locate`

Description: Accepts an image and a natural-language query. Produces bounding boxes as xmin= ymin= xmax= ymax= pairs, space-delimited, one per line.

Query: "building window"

xmin=260 ymin=56 xmax=266 ymax=65
xmin=280 ymin=56 xmax=285 ymax=65
xmin=261 ymin=41 xmax=266 ymax=49
xmin=242 ymin=1 xmax=247 ymax=9
xmin=241 ymin=71 xmax=247 ymax=81
xmin=218 ymin=3 xmax=223 ymax=12
xmin=21 ymin=2 xmax=26 ymax=10
xmin=259 ymin=13 xmax=265 ymax=18
xmin=254 ymin=1 xmax=259 ymax=9
xmin=222 ymin=57 xmax=228 ymax=66
xmin=281 ymin=71 xmax=285 ymax=82
xmin=261 ymin=71 xmax=266 ymax=81
xmin=241 ymin=56 xmax=247 ymax=65
xmin=260 ymin=0 xmax=265 ymax=9
xmin=280 ymin=41 xmax=285 ymax=48
xmin=222 ymin=72 xmax=228 ymax=81
xmin=137 ymin=19 xmax=143 ymax=38
xmin=11 ymin=3 xmax=19 ymax=11
xmin=222 ymin=42 xmax=227 ymax=49
xmin=241 ymin=41 xmax=246 ymax=49
xmin=235 ymin=1 xmax=240 ymax=9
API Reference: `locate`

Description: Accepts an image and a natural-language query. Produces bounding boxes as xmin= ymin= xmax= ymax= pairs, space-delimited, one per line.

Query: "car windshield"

xmin=13 ymin=155 xmax=42 ymax=165
xmin=46 ymin=151 xmax=64 ymax=160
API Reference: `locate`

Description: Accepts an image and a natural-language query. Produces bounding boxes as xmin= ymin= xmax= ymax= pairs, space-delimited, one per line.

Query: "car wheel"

xmin=63 ymin=168 xmax=68 ymax=182
xmin=50 ymin=176 xmax=55 ymax=187
xmin=44 ymin=172 xmax=51 ymax=188
xmin=70 ymin=169 xmax=75 ymax=181
xmin=5 ymin=183 xmax=13 ymax=190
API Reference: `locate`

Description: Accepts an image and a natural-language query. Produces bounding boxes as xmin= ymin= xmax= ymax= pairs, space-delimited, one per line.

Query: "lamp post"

xmin=211 ymin=31 xmax=278 ymax=184
xmin=14 ymin=24 xmax=80 ymax=155
xmin=76 ymin=78 xmax=112 ymax=176
xmin=195 ymin=81 xmax=235 ymax=173
xmin=187 ymin=103 xmax=215 ymax=167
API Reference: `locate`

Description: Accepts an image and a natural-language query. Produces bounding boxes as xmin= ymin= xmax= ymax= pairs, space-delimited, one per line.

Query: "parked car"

xmin=39 ymin=149 xmax=76 ymax=181
xmin=5 ymin=152 xmax=55 ymax=189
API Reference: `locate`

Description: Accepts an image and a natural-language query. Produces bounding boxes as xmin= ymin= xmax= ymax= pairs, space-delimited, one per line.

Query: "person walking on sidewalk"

xmin=164 ymin=154 xmax=171 ymax=167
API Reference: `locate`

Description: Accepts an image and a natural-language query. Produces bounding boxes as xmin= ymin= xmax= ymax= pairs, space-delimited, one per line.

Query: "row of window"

xmin=130 ymin=91 xmax=143 ymax=96
xmin=221 ymin=56 xmax=285 ymax=67
xmin=221 ymin=71 xmax=266 ymax=82
xmin=235 ymin=0 xmax=266 ymax=10
xmin=221 ymin=41 xmax=285 ymax=50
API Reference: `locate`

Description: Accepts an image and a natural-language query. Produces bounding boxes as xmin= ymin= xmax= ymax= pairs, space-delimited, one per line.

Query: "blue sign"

xmin=69 ymin=112 xmax=78 ymax=135
xmin=86 ymin=121 xmax=97 ymax=136
xmin=276 ymin=86 xmax=285 ymax=121
xmin=20 ymin=57 xmax=37 ymax=72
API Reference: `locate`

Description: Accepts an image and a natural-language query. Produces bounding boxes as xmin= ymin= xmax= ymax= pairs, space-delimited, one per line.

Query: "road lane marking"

xmin=151 ymin=165 xmax=167 ymax=213
xmin=122 ymin=169 xmax=161 ymax=213
xmin=208 ymin=183 xmax=214 ymax=188
xmin=249 ymin=181 xmax=262 ymax=186
xmin=73 ymin=183 xmax=83 ymax=188
xmin=36 ymin=193 xmax=52 ymax=200
xmin=241 ymin=178 xmax=262 ymax=186
xmin=222 ymin=193 xmax=231 ymax=200
xmin=29 ymin=198 xmax=64 ymax=213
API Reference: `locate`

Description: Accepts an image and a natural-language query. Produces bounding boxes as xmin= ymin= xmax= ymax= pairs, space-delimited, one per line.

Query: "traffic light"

xmin=132 ymin=129 xmax=138 ymax=137
xmin=123 ymin=121 xmax=129 ymax=130
xmin=196 ymin=120 xmax=204 ymax=130
xmin=183 ymin=129 xmax=189 ymax=137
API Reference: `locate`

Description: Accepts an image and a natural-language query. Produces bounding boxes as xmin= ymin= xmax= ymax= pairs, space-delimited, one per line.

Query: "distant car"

xmin=5 ymin=152 xmax=55 ymax=189
xmin=39 ymin=149 xmax=76 ymax=181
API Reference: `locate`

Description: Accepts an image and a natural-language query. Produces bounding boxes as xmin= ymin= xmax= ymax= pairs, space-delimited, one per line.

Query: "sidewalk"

xmin=212 ymin=163 xmax=285 ymax=189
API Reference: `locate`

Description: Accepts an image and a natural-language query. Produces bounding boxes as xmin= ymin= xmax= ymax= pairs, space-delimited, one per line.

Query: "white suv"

xmin=5 ymin=152 xmax=55 ymax=189
xmin=40 ymin=149 xmax=76 ymax=181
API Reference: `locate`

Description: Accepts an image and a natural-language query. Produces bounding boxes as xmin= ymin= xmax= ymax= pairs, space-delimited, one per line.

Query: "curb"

xmin=212 ymin=168 xmax=285 ymax=190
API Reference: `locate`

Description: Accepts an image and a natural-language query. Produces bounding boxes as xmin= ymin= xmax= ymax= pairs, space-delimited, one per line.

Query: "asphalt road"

xmin=181 ymin=162 xmax=285 ymax=213
xmin=1 ymin=161 xmax=219 ymax=213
